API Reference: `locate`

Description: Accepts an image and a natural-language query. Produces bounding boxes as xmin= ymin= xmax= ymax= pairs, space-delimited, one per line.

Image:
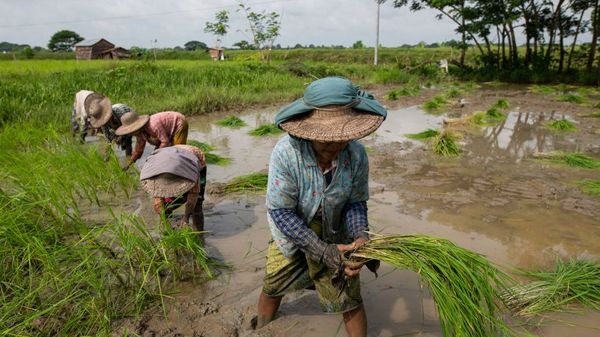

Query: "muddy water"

xmin=114 ymin=92 xmax=600 ymax=337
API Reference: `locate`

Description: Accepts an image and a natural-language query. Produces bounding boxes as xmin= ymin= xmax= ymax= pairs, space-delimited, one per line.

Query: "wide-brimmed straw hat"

xmin=115 ymin=111 xmax=150 ymax=136
xmin=86 ymin=93 xmax=112 ymax=128
xmin=140 ymin=173 xmax=195 ymax=198
xmin=276 ymin=77 xmax=387 ymax=142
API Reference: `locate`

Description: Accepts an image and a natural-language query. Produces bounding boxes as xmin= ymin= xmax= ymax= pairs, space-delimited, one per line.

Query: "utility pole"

xmin=374 ymin=0 xmax=385 ymax=65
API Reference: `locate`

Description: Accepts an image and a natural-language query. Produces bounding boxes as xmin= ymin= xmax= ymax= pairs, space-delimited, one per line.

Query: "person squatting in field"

xmin=71 ymin=90 xmax=134 ymax=158
xmin=254 ymin=77 xmax=386 ymax=337
xmin=139 ymin=145 xmax=207 ymax=232
xmin=115 ymin=111 xmax=189 ymax=171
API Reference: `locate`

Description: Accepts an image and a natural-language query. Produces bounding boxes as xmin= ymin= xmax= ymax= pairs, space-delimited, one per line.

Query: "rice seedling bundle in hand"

xmin=350 ymin=234 xmax=514 ymax=337
xmin=503 ymin=259 xmax=600 ymax=317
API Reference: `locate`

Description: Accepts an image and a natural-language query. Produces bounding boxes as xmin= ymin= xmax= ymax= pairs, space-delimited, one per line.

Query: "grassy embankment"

xmin=0 ymin=59 xmax=448 ymax=336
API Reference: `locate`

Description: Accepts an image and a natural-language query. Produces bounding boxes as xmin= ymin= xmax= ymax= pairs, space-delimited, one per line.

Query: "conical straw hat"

xmin=115 ymin=111 xmax=150 ymax=136
xmin=85 ymin=93 xmax=112 ymax=128
xmin=140 ymin=173 xmax=195 ymax=198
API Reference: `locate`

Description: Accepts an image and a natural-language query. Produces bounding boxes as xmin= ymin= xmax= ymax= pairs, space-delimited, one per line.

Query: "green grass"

xmin=387 ymin=90 xmax=400 ymax=100
xmin=444 ymin=87 xmax=463 ymax=98
xmin=556 ymin=93 xmax=586 ymax=104
xmin=249 ymin=124 xmax=283 ymax=136
xmin=422 ymin=95 xmax=448 ymax=111
xmin=215 ymin=115 xmax=247 ymax=128
xmin=432 ymin=131 xmax=461 ymax=157
xmin=504 ymin=259 xmax=600 ymax=317
xmin=547 ymin=119 xmax=577 ymax=131
xmin=224 ymin=172 xmax=268 ymax=193
xmin=529 ymin=85 xmax=557 ymax=95
xmin=563 ymin=153 xmax=600 ymax=169
xmin=406 ymin=128 xmax=439 ymax=140
xmin=578 ymin=180 xmax=600 ymax=196
xmin=187 ymin=140 xmax=231 ymax=166
xmin=492 ymin=99 xmax=510 ymax=110
xmin=351 ymin=234 xmax=514 ymax=337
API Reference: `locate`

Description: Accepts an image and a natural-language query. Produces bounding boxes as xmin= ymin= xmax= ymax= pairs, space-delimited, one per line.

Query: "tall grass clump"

xmin=350 ymin=234 xmax=515 ymax=337
xmin=249 ymin=124 xmax=283 ymax=136
xmin=431 ymin=131 xmax=461 ymax=157
xmin=503 ymin=259 xmax=600 ymax=317
xmin=578 ymin=179 xmax=600 ymax=196
xmin=187 ymin=140 xmax=231 ymax=166
xmin=406 ymin=128 xmax=439 ymax=140
xmin=547 ymin=119 xmax=577 ymax=132
xmin=224 ymin=172 xmax=268 ymax=193
xmin=215 ymin=115 xmax=247 ymax=128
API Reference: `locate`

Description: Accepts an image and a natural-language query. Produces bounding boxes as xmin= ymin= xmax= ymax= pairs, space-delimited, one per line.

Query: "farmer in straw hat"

xmin=254 ymin=77 xmax=386 ymax=337
xmin=71 ymin=91 xmax=134 ymax=158
xmin=139 ymin=144 xmax=206 ymax=231
xmin=115 ymin=111 xmax=189 ymax=170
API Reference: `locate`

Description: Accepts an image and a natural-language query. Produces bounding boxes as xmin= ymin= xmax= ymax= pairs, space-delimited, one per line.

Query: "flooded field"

xmin=113 ymin=85 xmax=600 ymax=337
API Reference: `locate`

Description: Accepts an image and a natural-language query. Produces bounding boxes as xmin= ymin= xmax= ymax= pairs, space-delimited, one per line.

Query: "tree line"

xmin=393 ymin=0 xmax=600 ymax=73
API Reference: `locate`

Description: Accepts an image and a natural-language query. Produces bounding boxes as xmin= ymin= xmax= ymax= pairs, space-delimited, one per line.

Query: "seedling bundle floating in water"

xmin=187 ymin=140 xmax=231 ymax=166
xmin=215 ymin=115 xmax=247 ymax=128
xmin=547 ymin=119 xmax=577 ymax=131
xmin=350 ymin=234 xmax=514 ymax=337
xmin=249 ymin=124 xmax=283 ymax=136
xmin=224 ymin=172 xmax=268 ymax=193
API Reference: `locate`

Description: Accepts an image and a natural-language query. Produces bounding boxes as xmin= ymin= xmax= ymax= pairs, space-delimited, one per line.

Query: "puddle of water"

xmin=368 ymin=105 xmax=445 ymax=145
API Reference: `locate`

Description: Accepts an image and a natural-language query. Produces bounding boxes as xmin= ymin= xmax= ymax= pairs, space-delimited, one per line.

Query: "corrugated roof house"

xmin=75 ymin=39 xmax=129 ymax=60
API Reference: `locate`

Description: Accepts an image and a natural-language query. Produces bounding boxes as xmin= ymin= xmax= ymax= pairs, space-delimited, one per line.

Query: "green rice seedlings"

xmin=556 ymin=94 xmax=585 ymax=104
xmin=529 ymin=85 xmax=557 ymax=95
xmin=406 ymin=128 xmax=439 ymax=140
xmin=493 ymin=99 xmax=510 ymax=110
xmin=350 ymin=234 xmax=515 ymax=337
xmin=249 ymin=123 xmax=283 ymax=136
xmin=547 ymin=119 xmax=577 ymax=132
xmin=504 ymin=259 xmax=600 ymax=317
xmin=578 ymin=179 xmax=600 ymax=196
xmin=387 ymin=90 xmax=399 ymax=100
xmin=187 ymin=140 xmax=215 ymax=152
xmin=583 ymin=112 xmax=600 ymax=118
xmin=431 ymin=131 xmax=461 ymax=157
xmin=215 ymin=115 xmax=247 ymax=128
xmin=422 ymin=95 xmax=447 ymax=111
xmin=224 ymin=172 xmax=268 ymax=193
xmin=444 ymin=87 xmax=463 ymax=99
xmin=398 ymin=85 xmax=420 ymax=96
xmin=563 ymin=153 xmax=600 ymax=169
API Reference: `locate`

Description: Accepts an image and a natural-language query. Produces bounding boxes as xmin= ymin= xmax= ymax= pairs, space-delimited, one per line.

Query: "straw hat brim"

xmin=86 ymin=95 xmax=113 ymax=128
xmin=140 ymin=173 xmax=195 ymax=198
xmin=280 ymin=107 xmax=384 ymax=142
xmin=115 ymin=114 xmax=150 ymax=136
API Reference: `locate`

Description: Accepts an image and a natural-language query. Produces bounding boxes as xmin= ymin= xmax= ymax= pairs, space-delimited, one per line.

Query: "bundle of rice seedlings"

xmin=528 ymin=85 xmax=557 ymax=95
xmin=493 ymin=99 xmax=510 ymax=110
xmin=533 ymin=151 xmax=600 ymax=169
xmin=406 ymin=128 xmax=439 ymax=140
xmin=249 ymin=124 xmax=283 ymax=136
xmin=547 ymin=119 xmax=577 ymax=132
xmin=583 ymin=112 xmax=600 ymax=118
xmin=398 ymin=85 xmax=420 ymax=96
xmin=503 ymin=259 xmax=600 ymax=317
xmin=215 ymin=115 xmax=247 ymax=128
xmin=422 ymin=95 xmax=447 ymax=111
xmin=187 ymin=140 xmax=231 ymax=166
xmin=387 ymin=90 xmax=399 ymax=101
xmin=350 ymin=234 xmax=514 ymax=337
xmin=445 ymin=87 xmax=463 ymax=98
xmin=224 ymin=172 xmax=268 ymax=193
xmin=578 ymin=179 xmax=600 ymax=196
xmin=431 ymin=131 xmax=461 ymax=157
xmin=556 ymin=94 xmax=585 ymax=104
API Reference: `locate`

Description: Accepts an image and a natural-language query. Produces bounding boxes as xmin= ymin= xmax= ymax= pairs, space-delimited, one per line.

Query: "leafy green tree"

xmin=205 ymin=10 xmax=229 ymax=48
xmin=47 ymin=30 xmax=83 ymax=51
xmin=184 ymin=40 xmax=208 ymax=51
xmin=352 ymin=40 xmax=365 ymax=49
xmin=233 ymin=40 xmax=253 ymax=50
xmin=21 ymin=47 xmax=34 ymax=59
xmin=238 ymin=1 xmax=281 ymax=59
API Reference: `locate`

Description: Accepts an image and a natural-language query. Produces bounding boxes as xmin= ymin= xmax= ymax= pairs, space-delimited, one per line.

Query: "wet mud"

xmin=110 ymin=85 xmax=600 ymax=337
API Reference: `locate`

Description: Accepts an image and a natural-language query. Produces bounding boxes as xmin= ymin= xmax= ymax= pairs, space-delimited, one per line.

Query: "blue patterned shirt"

xmin=266 ymin=135 xmax=370 ymax=257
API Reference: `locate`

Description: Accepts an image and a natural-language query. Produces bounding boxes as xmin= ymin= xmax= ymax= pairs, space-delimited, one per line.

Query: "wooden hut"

xmin=208 ymin=47 xmax=224 ymax=61
xmin=75 ymin=39 xmax=129 ymax=60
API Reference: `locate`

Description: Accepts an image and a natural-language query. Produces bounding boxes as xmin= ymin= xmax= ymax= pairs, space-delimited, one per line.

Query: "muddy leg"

xmin=191 ymin=201 xmax=204 ymax=232
xmin=255 ymin=292 xmax=282 ymax=329
xmin=343 ymin=304 xmax=367 ymax=337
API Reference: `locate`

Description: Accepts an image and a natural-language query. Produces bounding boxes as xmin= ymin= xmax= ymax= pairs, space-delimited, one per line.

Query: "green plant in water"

xmin=187 ymin=140 xmax=231 ymax=166
xmin=224 ymin=172 xmax=268 ymax=193
xmin=503 ymin=259 xmax=600 ymax=317
xmin=406 ymin=128 xmax=439 ymax=140
xmin=529 ymin=85 xmax=557 ymax=95
xmin=547 ymin=119 xmax=577 ymax=132
xmin=422 ymin=95 xmax=447 ymax=111
xmin=187 ymin=140 xmax=215 ymax=152
xmin=563 ymin=153 xmax=600 ymax=169
xmin=556 ymin=94 xmax=585 ymax=104
xmin=445 ymin=87 xmax=463 ymax=98
xmin=583 ymin=112 xmax=600 ymax=118
xmin=578 ymin=179 xmax=600 ymax=196
xmin=351 ymin=234 xmax=515 ymax=337
xmin=432 ymin=131 xmax=461 ymax=157
xmin=215 ymin=115 xmax=247 ymax=128
xmin=493 ymin=99 xmax=510 ymax=110
xmin=249 ymin=124 xmax=283 ymax=136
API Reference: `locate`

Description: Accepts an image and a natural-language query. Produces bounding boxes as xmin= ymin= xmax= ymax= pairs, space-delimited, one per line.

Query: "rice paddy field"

xmin=1 ymin=58 xmax=600 ymax=337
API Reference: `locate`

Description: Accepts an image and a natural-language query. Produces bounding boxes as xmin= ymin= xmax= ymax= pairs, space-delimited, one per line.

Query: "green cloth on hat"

xmin=274 ymin=77 xmax=387 ymax=126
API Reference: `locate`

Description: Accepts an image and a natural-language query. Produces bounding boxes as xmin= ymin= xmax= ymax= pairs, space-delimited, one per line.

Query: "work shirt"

xmin=266 ymin=135 xmax=370 ymax=257
xmin=131 ymin=111 xmax=186 ymax=162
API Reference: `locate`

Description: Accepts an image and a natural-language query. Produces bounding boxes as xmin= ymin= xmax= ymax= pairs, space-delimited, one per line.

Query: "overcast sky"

xmin=0 ymin=0 xmax=464 ymax=48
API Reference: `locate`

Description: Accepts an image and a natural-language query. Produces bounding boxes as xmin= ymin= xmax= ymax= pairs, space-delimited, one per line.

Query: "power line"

xmin=0 ymin=0 xmax=297 ymax=29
